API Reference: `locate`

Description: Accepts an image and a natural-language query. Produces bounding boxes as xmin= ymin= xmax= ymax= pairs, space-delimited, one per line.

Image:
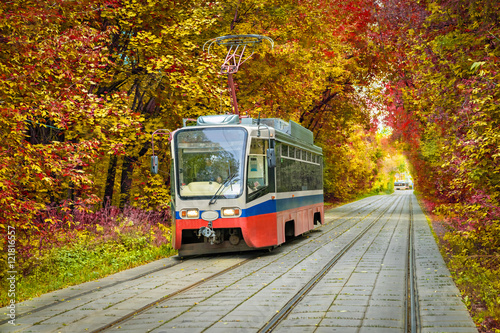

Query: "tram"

xmin=394 ymin=181 xmax=409 ymax=190
xmin=150 ymin=34 xmax=323 ymax=256
xmin=155 ymin=114 xmax=323 ymax=256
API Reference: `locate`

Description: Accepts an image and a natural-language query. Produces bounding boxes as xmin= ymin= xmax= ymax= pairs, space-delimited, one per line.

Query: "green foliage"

xmin=444 ymin=248 xmax=500 ymax=329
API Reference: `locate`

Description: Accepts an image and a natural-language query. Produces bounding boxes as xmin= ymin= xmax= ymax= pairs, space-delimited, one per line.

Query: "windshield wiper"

xmin=209 ymin=173 xmax=238 ymax=205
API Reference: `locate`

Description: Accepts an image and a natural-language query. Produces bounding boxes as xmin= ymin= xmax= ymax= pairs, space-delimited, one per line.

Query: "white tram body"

xmin=170 ymin=114 xmax=324 ymax=256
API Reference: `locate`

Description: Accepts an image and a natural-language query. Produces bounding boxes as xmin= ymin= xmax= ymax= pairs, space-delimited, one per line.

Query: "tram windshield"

xmin=174 ymin=127 xmax=247 ymax=199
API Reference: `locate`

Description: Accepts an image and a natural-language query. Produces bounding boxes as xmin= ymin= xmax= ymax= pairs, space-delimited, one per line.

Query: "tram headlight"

xmin=221 ymin=207 xmax=240 ymax=217
xmin=181 ymin=209 xmax=199 ymax=219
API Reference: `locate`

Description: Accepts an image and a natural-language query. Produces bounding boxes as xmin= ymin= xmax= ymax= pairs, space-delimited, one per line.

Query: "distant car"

xmin=394 ymin=181 xmax=409 ymax=190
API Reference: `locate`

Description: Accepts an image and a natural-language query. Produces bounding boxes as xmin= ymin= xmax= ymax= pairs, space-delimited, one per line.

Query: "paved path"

xmin=1 ymin=191 xmax=477 ymax=332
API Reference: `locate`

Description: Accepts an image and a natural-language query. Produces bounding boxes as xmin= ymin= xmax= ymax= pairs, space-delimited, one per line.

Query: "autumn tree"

xmin=83 ymin=0 xmax=388 ymax=207
xmin=1 ymin=0 xmax=390 ymax=225
xmin=202 ymin=0 xmax=387 ymax=201
xmin=375 ymin=1 xmax=500 ymax=326
xmin=376 ymin=0 xmax=499 ymax=235
xmin=0 ymin=0 xmax=146 ymax=229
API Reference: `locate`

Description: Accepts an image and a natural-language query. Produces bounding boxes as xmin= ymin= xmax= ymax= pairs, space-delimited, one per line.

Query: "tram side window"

xmin=282 ymin=144 xmax=288 ymax=157
xmin=276 ymin=143 xmax=323 ymax=192
xmin=247 ymin=139 xmax=271 ymax=202
xmin=248 ymin=156 xmax=267 ymax=189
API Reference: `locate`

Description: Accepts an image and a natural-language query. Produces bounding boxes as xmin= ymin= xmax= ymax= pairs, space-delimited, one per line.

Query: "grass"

xmin=447 ymin=256 xmax=500 ymax=331
xmin=7 ymin=237 xmax=176 ymax=307
xmin=0 ymin=205 xmax=176 ymax=308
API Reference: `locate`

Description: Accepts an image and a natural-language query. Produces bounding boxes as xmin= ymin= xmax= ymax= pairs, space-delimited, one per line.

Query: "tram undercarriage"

xmin=178 ymin=228 xmax=266 ymax=257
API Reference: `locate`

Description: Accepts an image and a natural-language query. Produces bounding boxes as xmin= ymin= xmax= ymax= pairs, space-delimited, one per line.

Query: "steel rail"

xmin=15 ymin=196 xmax=381 ymax=328
xmin=322 ymin=194 xmax=388 ymax=226
xmin=4 ymin=195 xmax=391 ymax=330
xmin=91 ymin=256 xmax=257 ymax=333
xmin=259 ymin=195 xmax=402 ymax=332
xmin=96 ymin=196 xmax=393 ymax=333
xmin=406 ymin=197 xmax=420 ymax=332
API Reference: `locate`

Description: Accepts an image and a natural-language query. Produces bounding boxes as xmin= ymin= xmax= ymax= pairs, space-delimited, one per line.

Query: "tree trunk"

xmin=119 ymin=144 xmax=149 ymax=208
xmin=119 ymin=155 xmax=136 ymax=208
xmin=103 ymin=154 xmax=118 ymax=207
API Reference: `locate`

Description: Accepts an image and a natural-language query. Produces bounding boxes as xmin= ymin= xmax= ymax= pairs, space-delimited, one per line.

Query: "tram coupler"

xmin=198 ymin=226 xmax=216 ymax=244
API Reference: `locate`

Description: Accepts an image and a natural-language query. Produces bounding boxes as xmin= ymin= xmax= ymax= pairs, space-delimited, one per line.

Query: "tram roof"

xmin=190 ymin=114 xmax=322 ymax=154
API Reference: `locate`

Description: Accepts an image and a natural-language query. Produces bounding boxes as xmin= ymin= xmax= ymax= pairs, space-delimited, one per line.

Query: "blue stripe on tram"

xmin=175 ymin=194 xmax=324 ymax=219
xmin=241 ymin=194 xmax=323 ymax=218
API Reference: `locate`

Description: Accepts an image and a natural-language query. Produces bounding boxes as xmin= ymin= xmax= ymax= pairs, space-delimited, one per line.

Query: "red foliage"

xmin=7 ymin=204 xmax=171 ymax=277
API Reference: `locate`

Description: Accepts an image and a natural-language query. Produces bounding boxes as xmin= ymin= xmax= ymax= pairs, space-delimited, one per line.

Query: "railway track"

xmin=93 ymin=195 xmax=402 ymax=332
xmin=0 ymin=258 xmax=181 ymax=326
xmin=0 ymin=193 xmax=476 ymax=333
xmin=258 ymin=195 xmax=403 ymax=332
xmin=1 ymin=194 xmax=380 ymax=328
xmin=91 ymin=257 xmax=256 ymax=333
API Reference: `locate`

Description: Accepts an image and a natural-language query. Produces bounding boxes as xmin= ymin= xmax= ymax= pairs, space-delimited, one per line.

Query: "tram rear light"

xmin=222 ymin=208 xmax=240 ymax=217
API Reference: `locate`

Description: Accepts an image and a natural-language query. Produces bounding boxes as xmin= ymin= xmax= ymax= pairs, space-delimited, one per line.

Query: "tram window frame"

xmin=174 ymin=127 xmax=247 ymax=200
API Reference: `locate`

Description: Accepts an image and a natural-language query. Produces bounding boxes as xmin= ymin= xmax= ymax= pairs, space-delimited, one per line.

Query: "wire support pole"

xmin=227 ymin=73 xmax=239 ymax=116
xmin=203 ymin=34 xmax=274 ymax=117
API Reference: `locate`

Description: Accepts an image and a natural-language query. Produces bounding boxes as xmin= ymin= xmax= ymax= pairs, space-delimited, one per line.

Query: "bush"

xmin=0 ymin=205 xmax=175 ymax=307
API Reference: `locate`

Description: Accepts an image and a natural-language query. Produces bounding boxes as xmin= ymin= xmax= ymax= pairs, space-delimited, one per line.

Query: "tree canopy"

xmin=1 ymin=0 xmax=388 ymax=230
xmin=378 ymin=0 xmax=499 ymax=253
